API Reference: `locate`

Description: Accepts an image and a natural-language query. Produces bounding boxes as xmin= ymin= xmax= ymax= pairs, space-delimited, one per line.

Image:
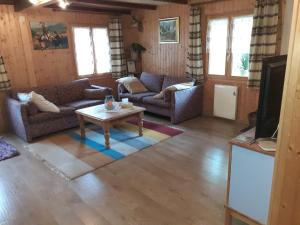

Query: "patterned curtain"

xmin=0 ymin=56 xmax=11 ymax=91
xmin=248 ymin=0 xmax=280 ymax=87
xmin=108 ymin=17 xmax=127 ymax=79
xmin=186 ymin=7 xmax=204 ymax=82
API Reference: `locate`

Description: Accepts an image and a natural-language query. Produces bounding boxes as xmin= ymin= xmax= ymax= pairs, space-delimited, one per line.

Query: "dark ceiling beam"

xmin=48 ymin=4 xmax=131 ymax=14
xmin=71 ymin=0 xmax=157 ymax=10
xmin=190 ymin=0 xmax=230 ymax=5
xmin=14 ymin=0 xmax=57 ymax=11
xmin=153 ymin=0 xmax=188 ymax=4
xmin=14 ymin=0 xmax=32 ymax=11
xmin=0 ymin=0 xmax=14 ymax=4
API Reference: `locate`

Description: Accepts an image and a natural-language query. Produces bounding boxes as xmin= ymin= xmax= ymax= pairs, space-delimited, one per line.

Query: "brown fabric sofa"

xmin=118 ymin=72 xmax=203 ymax=124
xmin=6 ymin=78 xmax=112 ymax=142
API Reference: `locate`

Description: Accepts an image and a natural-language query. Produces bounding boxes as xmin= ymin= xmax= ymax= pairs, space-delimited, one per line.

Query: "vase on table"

xmin=104 ymin=95 xmax=115 ymax=110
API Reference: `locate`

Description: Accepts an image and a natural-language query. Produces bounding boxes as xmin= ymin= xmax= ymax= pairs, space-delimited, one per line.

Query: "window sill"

xmin=77 ymin=72 xmax=112 ymax=79
xmin=207 ymin=74 xmax=248 ymax=81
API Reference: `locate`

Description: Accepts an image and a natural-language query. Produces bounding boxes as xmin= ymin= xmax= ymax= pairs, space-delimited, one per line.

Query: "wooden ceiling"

xmin=6 ymin=0 xmax=188 ymax=14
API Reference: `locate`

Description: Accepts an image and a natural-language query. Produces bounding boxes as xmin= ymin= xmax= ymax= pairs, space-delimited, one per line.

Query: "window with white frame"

xmin=73 ymin=26 xmax=111 ymax=76
xmin=207 ymin=15 xmax=253 ymax=77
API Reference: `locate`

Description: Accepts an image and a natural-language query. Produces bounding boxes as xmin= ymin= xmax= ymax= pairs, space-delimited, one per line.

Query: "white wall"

xmin=281 ymin=0 xmax=294 ymax=54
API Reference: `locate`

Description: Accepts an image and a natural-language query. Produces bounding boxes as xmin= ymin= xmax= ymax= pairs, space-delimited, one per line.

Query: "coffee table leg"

xmin=138 ymin=112 xmax=144 ymax=136
xmin=104 ymin=124 xmax=110 ymax=149
xmin=77 ymin=115 xmax=86 ymax=138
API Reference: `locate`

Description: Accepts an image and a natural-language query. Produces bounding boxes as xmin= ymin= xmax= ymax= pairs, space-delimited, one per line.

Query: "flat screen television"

xmin=255 ymin=55 xmax=287 ymax=139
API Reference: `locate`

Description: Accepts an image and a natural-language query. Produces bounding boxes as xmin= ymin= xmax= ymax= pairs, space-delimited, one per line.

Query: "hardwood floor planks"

xmin=0 ymin=116 xmax=244 ymax=225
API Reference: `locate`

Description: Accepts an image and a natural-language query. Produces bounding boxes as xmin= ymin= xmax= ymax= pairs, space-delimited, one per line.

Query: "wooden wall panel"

xmin=123 ymin=4 xmax=189 ymax=77
xmin=0 ymin=5 xmax=113 ymax=90
xmin=268 ymin=0 xmax=300 ymax=224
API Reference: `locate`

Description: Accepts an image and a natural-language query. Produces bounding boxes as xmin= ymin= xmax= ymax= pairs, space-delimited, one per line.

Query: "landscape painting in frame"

xmin=30 ymin=21 xmax=69 ymax=50
xmin=159 ymin=17 xmax=179 ymax=44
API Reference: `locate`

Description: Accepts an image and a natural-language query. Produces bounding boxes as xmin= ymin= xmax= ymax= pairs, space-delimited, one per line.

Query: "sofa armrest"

xmin=170 ymin=85 xmax=203 ymax=124
xmin=84 ymin=89 xmax=111 ymax=100
xmin=6 ymin=97 xmax=31 ymax=142
xmin=117 ymin=83 xmax=128 ymax=94
xmin=117 ymin=83 xmax=128 ymax=101
xmin=90 ymin=84 xmax=112 ymax=94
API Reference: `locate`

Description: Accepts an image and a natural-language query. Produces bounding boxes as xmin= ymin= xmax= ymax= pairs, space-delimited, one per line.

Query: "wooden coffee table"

xmin=75 ymin=104 xmax=146 ymax=149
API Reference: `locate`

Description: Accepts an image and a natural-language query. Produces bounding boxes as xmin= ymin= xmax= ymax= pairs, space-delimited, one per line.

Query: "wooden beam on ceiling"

xmin=190 ymin=0 xmax=230 ymax=5
xmin=0 ymin=0 xmax=14 ymax=4
xmin=70 ymin=0 xmax=157 ymax=10
xmin=14 ymin=0 xmax=57 ymax=11
xmin=47 ymin=4 xmax=132 ymax=14
xmin=152 ymin=0 xmax=188 ymax=4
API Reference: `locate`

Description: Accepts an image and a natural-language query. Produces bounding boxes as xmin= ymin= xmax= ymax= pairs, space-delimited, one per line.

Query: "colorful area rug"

xmin=0 ymin=137 xmax=19 ymax=161
xmin=26 ymin=120 xmax=183 ymax=180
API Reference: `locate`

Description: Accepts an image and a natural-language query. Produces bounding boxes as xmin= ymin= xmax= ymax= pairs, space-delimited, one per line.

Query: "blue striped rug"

xmin=27 ymin=120 xmax=183 ymax=180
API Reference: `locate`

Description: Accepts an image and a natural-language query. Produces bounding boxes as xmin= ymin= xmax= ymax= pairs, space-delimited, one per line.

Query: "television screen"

xmin=255 ymin=55 xmax=287 ymax=139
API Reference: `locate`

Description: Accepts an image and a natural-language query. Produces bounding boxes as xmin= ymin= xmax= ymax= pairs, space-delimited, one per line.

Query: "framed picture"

xmin=159 ymin=17 xmax=179 ymax=44
xmin=30 ymin=21 xmax=69 ymax=50
xmin=127 ymin=60 xmax=136 ymax=73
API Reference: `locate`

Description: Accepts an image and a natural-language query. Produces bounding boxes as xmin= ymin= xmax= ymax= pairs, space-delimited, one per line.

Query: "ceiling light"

xmin=58 ymin=0 xmax=70 ymax=9
xmin=29 ymin=0 xmax=52 ymax=5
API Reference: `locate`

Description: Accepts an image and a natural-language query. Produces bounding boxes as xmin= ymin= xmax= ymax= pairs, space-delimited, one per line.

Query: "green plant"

xmin=240 ymin=53 xmax=250 ymax=71
xmin=130 ymin=43 xmax=146 ymax=53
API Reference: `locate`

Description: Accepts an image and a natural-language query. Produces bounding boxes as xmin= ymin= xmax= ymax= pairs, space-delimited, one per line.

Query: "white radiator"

xmin=213 ymin=84 xmax=238 ymax=120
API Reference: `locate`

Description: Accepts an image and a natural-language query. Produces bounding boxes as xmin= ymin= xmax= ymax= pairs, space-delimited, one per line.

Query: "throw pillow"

xmin=116 ymin=77 xmax=148 ymax=94
xmin=29 ymin=91 xmax=60 ymax=113
xmin=17 ymin=93 xmax=31 ymax=102
xmin=153 ymin=82 xmax=194 ymax=99
xmin=84 ymin=89 xmax=106 ymax=100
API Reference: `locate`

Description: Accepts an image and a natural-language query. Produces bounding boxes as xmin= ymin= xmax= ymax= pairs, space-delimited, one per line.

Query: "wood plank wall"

xmin=0 ymin=5 xmax=116 ymax=132
xmin=123 ymin=4 xmax=189 ymax=77
xmin=268 ymin=0 xmax=300 ymax=223
xmin=123 ymin=1 xmax=258 ymax=124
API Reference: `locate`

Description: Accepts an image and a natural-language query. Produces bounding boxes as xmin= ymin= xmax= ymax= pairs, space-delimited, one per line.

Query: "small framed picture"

xmin=127 ymin=60 xmax=136 ymax=73
xmin=159 ymin=17 xmax=180 ymax=44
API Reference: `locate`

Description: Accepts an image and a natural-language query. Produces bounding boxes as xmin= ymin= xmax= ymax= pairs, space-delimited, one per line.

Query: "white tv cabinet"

xmin=225 ymin=129 xmax=275 ymax=225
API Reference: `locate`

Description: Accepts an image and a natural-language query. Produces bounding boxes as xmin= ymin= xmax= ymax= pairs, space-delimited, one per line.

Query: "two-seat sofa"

xmin=118 ymin=72 xmax=203 ymax=124
xmin=6 ymin=78 xmax=112 ymax=142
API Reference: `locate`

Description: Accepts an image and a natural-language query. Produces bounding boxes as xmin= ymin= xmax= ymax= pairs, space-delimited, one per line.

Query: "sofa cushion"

xmin=84 ymin=89 xmax=107 ymax=100
xmin=143 ymin=96 xmax=171 ymax=108
xmin=30 ymin=91 xmax=60 ymax=113
xmin=28 ymin=106 xmax=74 ymax=124
xmin=116 ymin=77 xmax=148 ymax=94
xmin=119 ymin=92 xmax=157 ymax=103
xmin=11 ymin=86 xmax=59 ymax=105
xmin=27 ymin=102 xmax=39 ymax=116
xmin=154 ymin=82 xmax=195 ymax=100
xmin=162 ymin=76 xmax=195 ymax=90
xmin=65 ymin=99 xmax=103 ymax=110
xmin=57 ymin=78 xmax=91 ymax=104
xmin=140 ymin=72 xmax=164 ymax=93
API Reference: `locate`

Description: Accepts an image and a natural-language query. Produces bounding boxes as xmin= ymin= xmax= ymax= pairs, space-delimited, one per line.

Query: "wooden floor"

xmin=0 ymin=116 xmax=246 ymax=225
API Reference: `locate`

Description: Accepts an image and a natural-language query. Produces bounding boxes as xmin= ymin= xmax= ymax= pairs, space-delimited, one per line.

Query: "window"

xmin=207 ymin=15 xmax=253 ymax=77
xmin=207 ymin=18 xmax=229 ymax=75
xmin=73 ymin=26 xmax=111 ymax=76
